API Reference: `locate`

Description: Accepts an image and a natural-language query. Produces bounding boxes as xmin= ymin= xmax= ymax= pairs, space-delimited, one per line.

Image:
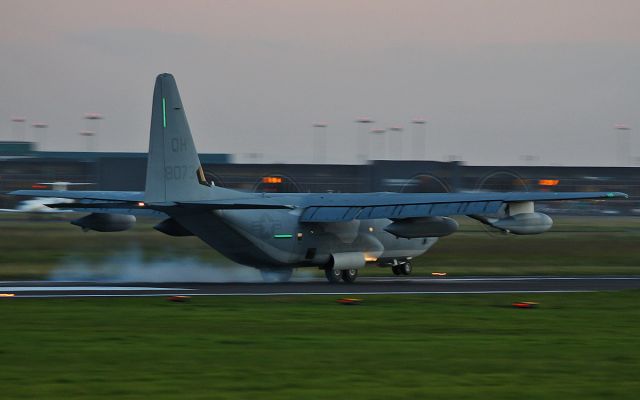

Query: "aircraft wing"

xmin=0 ymin=208 xmax=75 ymax=214
xmin=8 ymin=189 xmax=291 ymax=214
xmin=9 ymin=190 xmax=144 ymax=202
xmin=8 ymin=190 xmax=159 ymax=216
xmin=10 ymin=189 xmax=628 ymax=221
xmin=298 ymin=191 xmax=628 ymax=222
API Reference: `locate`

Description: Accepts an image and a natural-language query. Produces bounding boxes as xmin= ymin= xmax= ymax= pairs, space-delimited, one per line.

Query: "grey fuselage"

xmin=174 ymin=208 xmax=437 ymax=270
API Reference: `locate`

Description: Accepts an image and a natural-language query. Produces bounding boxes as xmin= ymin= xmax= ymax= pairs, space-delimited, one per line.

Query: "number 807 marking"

xmin=165 ymin=165 xmax=189 ymax=180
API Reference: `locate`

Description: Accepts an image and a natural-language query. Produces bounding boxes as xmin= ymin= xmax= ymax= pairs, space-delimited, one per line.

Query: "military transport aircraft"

xmin=10 ymin=74 xmax=627 ymax=283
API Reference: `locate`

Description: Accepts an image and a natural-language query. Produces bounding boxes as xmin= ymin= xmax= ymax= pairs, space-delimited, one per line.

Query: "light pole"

xmin=388 ymin=126 xmax=403 ymax=160
xmin=369 ymin=128 xmax=386 ymax=160
xmin=79 ymin=130 xmax=96 ymax=152
xmin=355 ymin=117 xmax=374 ymax=163
xmin=84 ymin=112 xmax=103 ymax=152
xmin=614 ymin=123 xmax=631 ymax=166
xmin=312 ymin=123 xmax=328 ymax=164
xmin=519 ymin=154 xmax=539 ymax=166
xmin=411 ymin=118 xmax=427 ymax=160
xmin=10 ymin=117 xmax=26 ymax=141
xmin=31 ymin=122 xmax=48 ymax=151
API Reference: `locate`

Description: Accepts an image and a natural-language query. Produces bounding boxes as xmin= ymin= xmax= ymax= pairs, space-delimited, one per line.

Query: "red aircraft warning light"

xmin=262 ymin=176 xmax=283 ymax=184
xmin=538 ymin=179 xmax=559 ymax=186
xmin=84 ymin=112 xmax=103 ymax=120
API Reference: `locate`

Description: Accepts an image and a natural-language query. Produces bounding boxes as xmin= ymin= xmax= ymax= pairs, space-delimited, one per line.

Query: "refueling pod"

xmin=71 ymin=213 xmax=136 ymax=232
xmin=489 ymin=212 xmax=553 ymax=235
xmin=384 ymin=216 xmax=459 ymax=238
xmin=472 ymin=201 xmax=553 ymax=235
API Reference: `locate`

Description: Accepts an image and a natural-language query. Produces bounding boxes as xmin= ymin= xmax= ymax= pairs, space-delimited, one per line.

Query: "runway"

xmin=2 ymin=276 xmax=640 ymax=298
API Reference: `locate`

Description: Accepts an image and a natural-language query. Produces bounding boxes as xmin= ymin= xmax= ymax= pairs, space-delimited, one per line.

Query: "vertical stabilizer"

xmin=144 ymin=74 xmax=213 ymax=203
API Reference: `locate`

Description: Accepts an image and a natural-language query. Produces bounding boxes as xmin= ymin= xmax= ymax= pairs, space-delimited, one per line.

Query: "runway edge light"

xmin=512 ymin=301 xmax=539 ymax=309
xmin=337 ymin=298 xmax=363 ymax=305
xmin=167 ymin=295 xmax=190 ymax=302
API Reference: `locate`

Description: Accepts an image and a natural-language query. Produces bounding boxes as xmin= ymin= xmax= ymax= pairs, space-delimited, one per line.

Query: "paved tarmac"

xmin=1 ymin=276 xmax=640 ymax=298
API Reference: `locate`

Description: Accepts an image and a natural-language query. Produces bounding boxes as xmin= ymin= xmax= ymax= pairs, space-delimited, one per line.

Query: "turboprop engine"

xmin=384 ymin=216 xmax=459 ymax=238
xmin=71 ymin=213 xmax=136 ymax=232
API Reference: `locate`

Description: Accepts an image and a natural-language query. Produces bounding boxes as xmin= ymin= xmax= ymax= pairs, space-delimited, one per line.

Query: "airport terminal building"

xmin=0 ymin=141 xmax=637 ymax=215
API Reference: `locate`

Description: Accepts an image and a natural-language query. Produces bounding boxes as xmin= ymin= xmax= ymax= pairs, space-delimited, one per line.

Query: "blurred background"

xmin=0 ymin=142 xmax=637 ymax=215
xmin=0 ymin=0 xmax=638 ymax=278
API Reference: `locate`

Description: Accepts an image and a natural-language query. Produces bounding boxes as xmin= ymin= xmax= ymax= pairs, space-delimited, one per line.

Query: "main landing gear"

xmin=392 ymin=261 xmax=412 ymax=276
xmin=324 ymin=268 xmax=359 ymax=283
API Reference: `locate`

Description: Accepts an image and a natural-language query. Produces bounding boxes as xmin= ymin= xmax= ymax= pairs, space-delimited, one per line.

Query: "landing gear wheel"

xmin=325 ymin=268 xmax=342 ymax=283
xmin=392 ymin=265 xmax=402 ymax=276
xmin=400 ymin=262 xmax=412 ymax=276
xmin=341 ymin=269 xmax=358 ymax=283
xmin=261 ymin=268 xmax=293 ymax=283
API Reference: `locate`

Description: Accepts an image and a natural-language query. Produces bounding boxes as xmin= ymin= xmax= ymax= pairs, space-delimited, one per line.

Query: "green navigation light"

xmin=162 ymin=98 xmax=167 ymax=128
xmin=273 ymin=234 xmax=293 ymax=239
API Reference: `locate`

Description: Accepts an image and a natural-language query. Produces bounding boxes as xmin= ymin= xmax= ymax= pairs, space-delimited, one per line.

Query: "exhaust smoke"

xmin=49 ymin=248 xmax=264 ymax=283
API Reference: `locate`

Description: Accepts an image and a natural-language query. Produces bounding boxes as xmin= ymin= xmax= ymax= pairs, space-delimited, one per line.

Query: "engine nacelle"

xmin=384 ymin=217 xmax=459 ymax=238
xmin=71 ymin=213 xmax=136 ymax=232
xmin=490 ymin=212 xmax=553 ymax=235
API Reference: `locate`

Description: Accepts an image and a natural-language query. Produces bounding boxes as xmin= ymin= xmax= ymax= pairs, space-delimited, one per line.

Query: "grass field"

xmin=1 ymin=216 xmax=639 ymax=398
xmin=1 ymin=292 xmax=640 ymax=399
xmin=0 ymin=215 xmax=638 ymax=279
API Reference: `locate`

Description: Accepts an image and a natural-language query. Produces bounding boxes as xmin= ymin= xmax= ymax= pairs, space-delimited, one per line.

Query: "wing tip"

xmin=8 ymin=190 xmax=30 ymax=196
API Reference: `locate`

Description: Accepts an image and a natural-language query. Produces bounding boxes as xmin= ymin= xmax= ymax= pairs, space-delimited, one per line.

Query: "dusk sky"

xmin=1 ymin=0 xmax=639 ymax=165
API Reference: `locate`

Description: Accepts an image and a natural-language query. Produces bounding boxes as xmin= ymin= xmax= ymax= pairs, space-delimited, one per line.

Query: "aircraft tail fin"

xmin=144 ymin=73 xmax=215 ymax=203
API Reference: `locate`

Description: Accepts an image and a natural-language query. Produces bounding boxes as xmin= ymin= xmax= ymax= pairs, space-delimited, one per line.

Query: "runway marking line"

xmin=0 ymin=286 xmax=192 ymax=292
xmin=8 ymin=290 xmax=592 ymax=299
